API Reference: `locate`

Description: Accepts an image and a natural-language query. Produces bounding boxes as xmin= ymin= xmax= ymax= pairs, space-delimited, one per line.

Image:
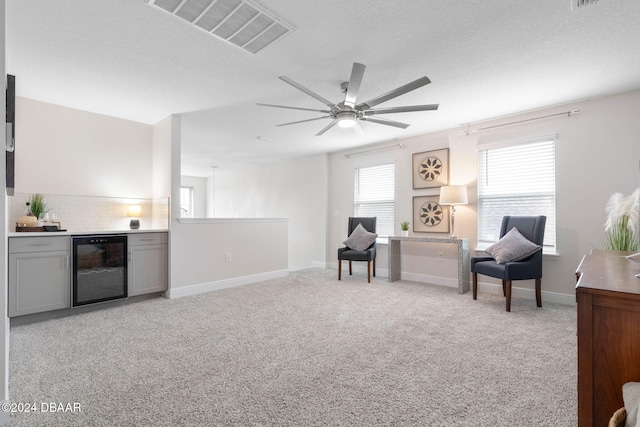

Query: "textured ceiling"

xmin=6 ymin=0 xmax=640 ymax=175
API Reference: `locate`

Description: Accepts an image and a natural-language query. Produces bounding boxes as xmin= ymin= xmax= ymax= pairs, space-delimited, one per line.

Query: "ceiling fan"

xmin=257 ymin=62 xmax=439 ymax=136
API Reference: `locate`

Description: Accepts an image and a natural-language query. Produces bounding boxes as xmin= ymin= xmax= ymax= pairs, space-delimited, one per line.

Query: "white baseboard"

xmin=289 ymin=261 xmax=331 ymax=271
xmin=325 ymin=262 xmax=575 ymax=305
xmin=475 ymin=281 xmax=576 ymax=306
xmin=327 ymin=262 xmax=457 ymax=288
xmin=166 ymin=265 xmax=575 ymax=306
xmin=400 ymin=272 xmax=458 ymax=289
xmin=327 ymin=261 xmax=389 ymax=278
xmin=166 ymin=269 xmax=289 ymax=299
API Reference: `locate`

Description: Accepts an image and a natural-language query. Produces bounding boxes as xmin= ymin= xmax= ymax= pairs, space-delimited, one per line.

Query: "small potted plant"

xmin=28 ymin=193 xmax=49 ymax=225
xmin=400 ymin=221 xmax=410 ymax=237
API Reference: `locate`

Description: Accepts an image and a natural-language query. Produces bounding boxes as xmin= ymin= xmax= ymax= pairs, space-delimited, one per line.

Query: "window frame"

xmin=476 ymin=135 xmax=557 ymax=254
xmin=353 ymin=162 xmax=395 ymax=240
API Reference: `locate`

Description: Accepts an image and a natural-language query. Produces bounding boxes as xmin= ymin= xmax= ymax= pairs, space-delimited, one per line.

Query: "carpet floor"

xmin=7 ymin=269 xmax=577 ymax=426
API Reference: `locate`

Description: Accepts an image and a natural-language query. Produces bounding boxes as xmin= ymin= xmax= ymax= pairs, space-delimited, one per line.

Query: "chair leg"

xmin=502 ymin=280 xmax=506 ymax=297
xmin=535 ymin=278 xmax=542 ymax=307
xmin=505 ymin=280 xmax=512 ymax=312
xmin=373 ymin=258 xmax=376 ymax=277
xmin=338 ymin=260 xmax=342 ymax=280
xmin=349 ymin=260 xmax=352 ymax=276
xmin=367 ymin=261 xmax=371 ymax=283
xmin=472 ymin=273 xmax=478 ymax=300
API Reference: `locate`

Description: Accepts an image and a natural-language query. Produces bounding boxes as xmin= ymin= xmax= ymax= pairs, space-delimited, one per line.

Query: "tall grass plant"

xmin=604 ymin=189 xmax=639 ymax=251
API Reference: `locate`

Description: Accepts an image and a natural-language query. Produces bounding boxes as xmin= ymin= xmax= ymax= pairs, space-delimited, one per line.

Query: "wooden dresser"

xmin=576 ymin=250 xmax=640 ymax=427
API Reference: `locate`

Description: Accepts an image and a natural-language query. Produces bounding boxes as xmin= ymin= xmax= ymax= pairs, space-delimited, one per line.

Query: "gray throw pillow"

xmin=343 ymin=223 xmax=378 ymax=251
xmin=485 ymin=227 xmax=541 ymax=264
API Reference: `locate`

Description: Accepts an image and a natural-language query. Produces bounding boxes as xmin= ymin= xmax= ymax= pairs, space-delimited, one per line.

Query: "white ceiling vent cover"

xmin=146 ymin=0 xmax=295 ymax=54
xmin=574 ymin=0 xmax=599 ymax=7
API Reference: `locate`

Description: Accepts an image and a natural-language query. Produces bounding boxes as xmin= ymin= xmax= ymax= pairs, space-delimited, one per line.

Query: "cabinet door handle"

xmin=65 ymin=255 xmax=69 ymax=269
xmin=28 ymin=242 xmax=51 ymax=246
xmin=140 ymin=238 xmax=155 ymax=241
xmin=128 ymin=251 xmax=133 ymax=262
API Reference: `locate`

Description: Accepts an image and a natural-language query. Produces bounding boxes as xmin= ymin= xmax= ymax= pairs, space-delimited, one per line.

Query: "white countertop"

xmin=9 ymin=229 xmax=169 ymax=238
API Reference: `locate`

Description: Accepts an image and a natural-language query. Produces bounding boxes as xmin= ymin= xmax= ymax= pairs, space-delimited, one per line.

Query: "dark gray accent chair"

xmin=338 ymin=217 xmax=377 ymax=283
xmin=472 ymin=215 xmax=546 ymax=312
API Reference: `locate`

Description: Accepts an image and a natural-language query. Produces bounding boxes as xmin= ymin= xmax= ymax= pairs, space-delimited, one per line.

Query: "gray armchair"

xmin=338 ymin=217 xmax=377 ymax=283
xmin=472 ymin=215 xmax=546 ymax=312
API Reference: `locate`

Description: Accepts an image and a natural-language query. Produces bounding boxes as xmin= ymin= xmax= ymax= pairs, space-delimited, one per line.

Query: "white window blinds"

xmin=477 ymin=138 xmax=556 ymax=252
xmin=354 ymin=163 xmax=395 ymax=237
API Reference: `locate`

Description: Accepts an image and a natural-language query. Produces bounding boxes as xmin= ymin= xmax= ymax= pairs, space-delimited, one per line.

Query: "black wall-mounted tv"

xmin=6 ymin=74 xmax=15 ymax=196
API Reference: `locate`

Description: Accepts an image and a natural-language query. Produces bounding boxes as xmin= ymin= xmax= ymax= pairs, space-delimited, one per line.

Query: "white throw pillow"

xmin=485 ymin=227 xmax=541 ymax=264
xmin=343 ymin=223 xmax=378 ymax=251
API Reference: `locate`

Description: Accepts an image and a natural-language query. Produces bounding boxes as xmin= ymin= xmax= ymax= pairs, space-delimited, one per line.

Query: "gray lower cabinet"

xmin=128 ymin=232 xmax=168 ymax=297
xmin=8 ymin=236 xmax=71 ymax=317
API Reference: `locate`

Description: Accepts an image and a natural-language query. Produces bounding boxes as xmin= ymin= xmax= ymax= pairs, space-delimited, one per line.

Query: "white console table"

xmin=387 ymin=236 xmax=470 ymax=294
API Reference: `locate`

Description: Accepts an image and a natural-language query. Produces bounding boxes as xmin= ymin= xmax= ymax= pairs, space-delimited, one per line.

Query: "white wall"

xmin=152 ymin=116 xmax=173 ymax=201
xmin=168 ymin=218 xmax=289 ymax=297
xmin=206 ymin=174 xmax=214 ymax=217
xmin=328 ymin=89 xmax=640 ymax=301
xmin=14 ymin=97 xmax=153 ymax=198
xmin=214 ymin=153 xmax=329 ymax=271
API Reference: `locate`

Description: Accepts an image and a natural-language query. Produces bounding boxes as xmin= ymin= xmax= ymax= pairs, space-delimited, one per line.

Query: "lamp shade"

xmin=127 ymin=204 xmax=142 ymax=217
xmin=439 ymin=185 xmax=468 ymax=205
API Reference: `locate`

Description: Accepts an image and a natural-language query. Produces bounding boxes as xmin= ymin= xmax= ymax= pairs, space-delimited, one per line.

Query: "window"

xmin=477 ymin=137 xmax=556 ymax=253
xmin=354 ymin=163 xmax=395 ymax=237
xmin=180 ymin=186 xmax=194 ymax=218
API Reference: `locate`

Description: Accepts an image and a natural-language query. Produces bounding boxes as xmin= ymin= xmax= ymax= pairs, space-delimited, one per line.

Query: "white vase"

xmin=401 ymin=230 xmax=409 ymax=237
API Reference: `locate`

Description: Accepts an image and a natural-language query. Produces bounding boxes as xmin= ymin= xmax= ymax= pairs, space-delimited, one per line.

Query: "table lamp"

xmin=439 ymin=185 xmax=468 ymax=239
xmin=128 ymin=204 xmax=141 ymax=229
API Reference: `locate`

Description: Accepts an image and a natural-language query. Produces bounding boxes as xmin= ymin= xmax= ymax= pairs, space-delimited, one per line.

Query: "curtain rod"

xmin=458 ymin=109 xmax=580 ymax=136
xmin=343 ymin=143 xmax=404 ymax=158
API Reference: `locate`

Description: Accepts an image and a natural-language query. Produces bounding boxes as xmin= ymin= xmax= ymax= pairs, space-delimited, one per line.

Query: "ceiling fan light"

xmin=338 ymin=117 xmax=356 ymax=128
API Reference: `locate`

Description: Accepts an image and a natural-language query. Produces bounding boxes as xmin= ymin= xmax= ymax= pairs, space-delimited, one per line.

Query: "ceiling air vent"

xmin=574 ymin=0 xmax=599 ymax=7
xmin=146 ymin=0 xmax=295 ymax=54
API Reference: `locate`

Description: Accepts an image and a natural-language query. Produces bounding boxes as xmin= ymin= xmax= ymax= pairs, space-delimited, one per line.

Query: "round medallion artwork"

xmin=418 ymin=156 xmax=443 ymax=181
xmin=419 ymin=201 xmax=444 ymax=227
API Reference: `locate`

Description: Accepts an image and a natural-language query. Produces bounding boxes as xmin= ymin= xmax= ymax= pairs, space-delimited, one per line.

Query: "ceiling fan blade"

xmin=276 ymin=116 xmax=331 ymax=127
xmin=363 ymin=104 xmax=439 ymax=115
xmin=315 ymin=120 xmax=338 ymax=136
xmin=344 ymin=62 xmax=366 ymax=108
xmin=257 ymin=103 xmax=331 ymax=114
xmin=361 ymin=116 xmax=410 ymax=129
xmin=357 ymin=76 xmax=432 ymax=110
xmin=279 ymin=76 xmax=337 ymax=109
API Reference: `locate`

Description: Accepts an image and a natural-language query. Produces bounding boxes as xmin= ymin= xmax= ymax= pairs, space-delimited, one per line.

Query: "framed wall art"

xmin=413 ymin=195 xmax=449 ymax=233
xmin=412 ymin=148 xmax=449 ymax=189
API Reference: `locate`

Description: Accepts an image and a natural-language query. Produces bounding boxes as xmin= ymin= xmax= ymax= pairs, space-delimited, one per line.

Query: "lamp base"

xmin=129 ymin=219 xmax=140 ymax=230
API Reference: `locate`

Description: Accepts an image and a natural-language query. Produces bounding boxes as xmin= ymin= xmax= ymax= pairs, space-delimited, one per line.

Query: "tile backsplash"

xmin=9 ymin=193 xmax=169 ymax=232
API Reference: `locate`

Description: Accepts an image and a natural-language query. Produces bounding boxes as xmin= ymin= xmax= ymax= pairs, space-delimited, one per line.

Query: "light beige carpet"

xmin=8 ymin=268 xmax=577 ymax=426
